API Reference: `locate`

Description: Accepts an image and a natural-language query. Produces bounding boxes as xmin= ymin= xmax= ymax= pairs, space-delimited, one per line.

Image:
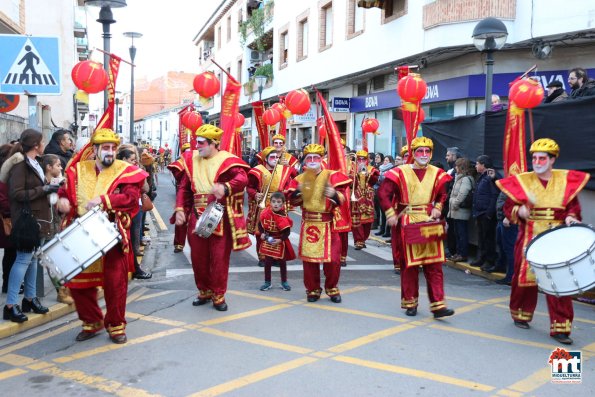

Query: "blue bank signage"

xmin=0 ymin=35 xmax=62 ymax=95
xmin=332 ymin=97 xmax=350 ymax=112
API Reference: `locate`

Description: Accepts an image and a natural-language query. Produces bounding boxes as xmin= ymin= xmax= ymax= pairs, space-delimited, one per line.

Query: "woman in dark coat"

xmin=3 ymin=129 xmax=53 ymax=323
xmin=0 ymin=144 xmax=16 ymax=293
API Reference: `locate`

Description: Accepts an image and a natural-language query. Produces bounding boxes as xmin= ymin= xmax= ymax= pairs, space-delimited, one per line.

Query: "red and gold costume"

xmin=378 ymin=137 xmax=451 ymax=312
xmin=258 ymin=207 xmax=296 ymax=261
xmin=390 ymin=145 xmax=410 ymax=271
xmin=351 ymin=150 xmax=379 ymax=249
xmin=334 ymin=156 xmax=353 ymax=265
xmin=497 ymin=139 xmax=588 ymax=336
xmin=176 ymin=126 xmax=250 ymax=307
xmin=167 ymin=153 xmax=188 ymax=252
xmin=285 ymin=144 xmax=351 ymax=300
xmin=60 ymin=129 xmax=148 ymax=340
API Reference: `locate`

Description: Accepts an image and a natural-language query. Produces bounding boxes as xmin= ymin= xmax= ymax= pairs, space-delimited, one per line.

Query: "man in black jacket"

xmin=568 ymin=68 xmax=595 ymax=99
xmin=44 ymin=129 xmax=74 ymax=169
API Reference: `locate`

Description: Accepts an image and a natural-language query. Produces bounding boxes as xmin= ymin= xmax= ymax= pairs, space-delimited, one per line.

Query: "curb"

xmin=0 ymin=302 xmax=77 ymax=340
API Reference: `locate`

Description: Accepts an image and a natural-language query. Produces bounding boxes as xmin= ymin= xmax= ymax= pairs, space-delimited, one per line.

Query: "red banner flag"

xmin=502 ymin=104 xmax=527 ymax=177
xmin=252 ymin=100 xmax=268 ymax=150
xmin=219 ymin=75 xmax=242 ymax=157
xmin=316 ymin=91 xmax=346 ymax=175
xmin=95 ymin=54 xmax=121 ymax=132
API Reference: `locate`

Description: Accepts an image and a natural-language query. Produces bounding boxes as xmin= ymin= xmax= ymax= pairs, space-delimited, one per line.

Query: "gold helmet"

xmin=195 ymin=124 xmax=223 ymax=143
xmin=303 ymin=143 xmax=325 ymax=156
xmin=530 ymin=138 xmax=559 ymax=157
xmin=260 ymin=146 xmax=277 ymax=160
xmin=181 ymin=142 xmax=191 ymax=151
xmin=410 ymin=136 xmax=433 ymax=152
xmin=91 ymin=128 xmax=120 ymax=145
xmin=340 ymin=138 xmax=346 ymax=147
xmin=356 ymin=150 xmax=368 ymax=158
xmin=400 ymin=145 xmax=409 ymax=157
xmin=271 ymin=134 xmax=285 ymax=143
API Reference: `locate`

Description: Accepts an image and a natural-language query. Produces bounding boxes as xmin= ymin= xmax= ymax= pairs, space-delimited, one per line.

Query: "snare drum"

xmin=194 ymin=201 xmax=224 ymax=238
xmin=37 ymin=207 xmax=122 ymax=286
xmin=525 ymin=223 xmax=595 ymax=296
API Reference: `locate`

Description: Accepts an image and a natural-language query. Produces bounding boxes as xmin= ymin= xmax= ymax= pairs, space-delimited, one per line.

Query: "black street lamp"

xmin=472 ymin=17 xmax=508 ymax=111
xmin=85 ymin=0 xmax=127 ymax=112
xmin=123 ymin=31 xmax=142 ymax=144
xmin=255 ymin=75 xmax=267 ymax=101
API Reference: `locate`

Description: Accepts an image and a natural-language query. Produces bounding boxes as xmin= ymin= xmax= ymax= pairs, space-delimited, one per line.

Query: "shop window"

xmin=428 ymin=103 xmax=454 ymax=120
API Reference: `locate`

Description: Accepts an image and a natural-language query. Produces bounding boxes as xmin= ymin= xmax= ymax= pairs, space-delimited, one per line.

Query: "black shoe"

xmin=110 ymin=334 xmax=128 ymax=344
xmin=382 ymin=233 xmax=391 ymax=238
xmin=192 ymin=297 xmax=211 ymax=306
xmin=21 ymin=297 xmax=49 ymax=314
xmin=394 ymin=268 xmax=400 ymax=275
xmin=340 ymin=262 xmax=347 ymax=267
xmin=75 ymin=331 xmax=99 ymax=342
xmin=470 ymin=260 xmax=483 ymax=267
xmin=3 ymin=305 xmax=28 ymax=323
xmin=330 ymin=295 xmax=342 ymax=303
xmin=551 ymin=333 xmax=573 ymax=345
xmin=514 ymin=320 xmax=530 ymax=329
xmin=257 ymin=260 xmax=265 ymax=267
xmin=374 ymin=230 xmax=384 ymax=236
xmin=495 ymin=278 xmax=511 ymax=285
xmin=132 ymin=270 xmax=152 ymax=280
xmin=214 ymin=302 xmax=228 ymax=311
xmin=1 ymin=284 xmax=7 ymax=294
xmin=405 ymin=308 xmax=417 ymax=316
xmin=173 ymin=247 xmax=183 ymax=253
xmin=143 ymin=226 xmax=150 ymax=232
xmin=307 ymin=295 xmax=319 ymax=303
xmin=433 ymin=308 xmax=455 ymax=318
xmin=134 ymin=251 xmax=144 ymax=257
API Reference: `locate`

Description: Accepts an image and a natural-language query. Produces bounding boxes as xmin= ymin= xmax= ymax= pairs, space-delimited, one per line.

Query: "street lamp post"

xmin=123 ymin=31 xmax=142 ymax=144
xmin=254 ymin=75 xmax=267 ymax=101
xmin=84 ymin=0 xmax=127 ymax=112
xmin=472 ymin=17 xmax=508 ymax=111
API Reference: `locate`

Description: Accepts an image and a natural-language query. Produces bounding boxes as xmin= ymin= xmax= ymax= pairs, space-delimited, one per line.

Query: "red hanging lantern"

xmin=285 ymin=89 xmax=311 ymax=115
xmin=234 ymin=113 xmax=245 ymax=128
xmin=509 ymin=78 xmax=544 ymax=109
xmin=71 ymin=60 xmax=108 ymax=94
xmin=262 ymin=108 xmax=281 ymax=126
xmin=397 ymin=73 xmax=427 ymax=103
xmin=418 ymin=108 xmax=425 ymax=123
xmin=193 ymin=71 xmax=220 ymax=98
xmin=362 ymin=118 xmax=380 ymax=133
xmin=271 ymin=102 xmax=291 ymax=118
xmin=182 ymin=111 xmax=203 ymax=132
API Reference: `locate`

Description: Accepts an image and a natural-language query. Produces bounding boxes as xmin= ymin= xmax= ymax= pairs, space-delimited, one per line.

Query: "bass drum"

xmin=525 ymin=223 xmax=595 ymax=296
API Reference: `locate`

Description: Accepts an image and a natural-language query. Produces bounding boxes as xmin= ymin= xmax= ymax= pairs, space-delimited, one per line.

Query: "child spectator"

xmin=258 ymin=192 xmax=295 ymax=291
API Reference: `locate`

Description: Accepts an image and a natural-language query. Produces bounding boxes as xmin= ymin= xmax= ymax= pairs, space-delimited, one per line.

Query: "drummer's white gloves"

xmin=85 ymin=197 xmax=102 ymax=211
xmin=56 ymin=198 xmax=71 ymax=214
xmin=430 ymin=208 xmax=442 ymax=220
xmin=175 ymin=210 xmax=186 ymax=226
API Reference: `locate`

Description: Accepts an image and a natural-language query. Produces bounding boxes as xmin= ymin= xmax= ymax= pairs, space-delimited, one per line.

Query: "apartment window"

xmin=372 ymin=75 xmax=385 ymax=91
xmin=298 ymin=18 xmax=309 ymax=60
xmin=227 ymin=15 xmax=232 ymax=42
xmin=357 ymin=82 xmax=367 ymax=96
xmin=319 ymin=2 xmax=333 ymax=51
xmin=237 ymin=59 xmax=242 ymax=83
xmin=347 ymin=0 xmax=364 ymax=37
xmin=279 ymin=28 xmax=289 ymax=68
xmin=237 ymin=8 xmax=243 ymax=30
xmin=382 ymin=0 xmax=407 ymax=24
xmin=217 ymin=26 xmax=222 ymax=48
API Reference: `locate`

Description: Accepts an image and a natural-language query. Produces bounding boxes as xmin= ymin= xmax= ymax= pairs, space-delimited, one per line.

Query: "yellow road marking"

xmin=0 ymin=368 xmax=27 ymax=380
xmin=0 ymin=353 xmax=36 ymax=366
xmin=226 ymin=290 xmax=290 ymax=303
xmin=311 ymin=351 xmax=333 ymax=358
xmin=340 ymin=286 xmax=369 ymax=295
xmin=305 ymin=304 xmax=407 ymax=323
xmin=379 ymin=286 xmax=480 ymax=303
xmin=494 ymin=389 xmax=524 ymax=397
xmin=198 ymin=327 xmax=313 ymax=354
xmin=494 ymin=303 xmax=595 ymax=325
xmin=151 ymin=206 xmax=168 ymax=231
xmin=126 ymin=312 xmax=188 ymax=327
xmin=198 ymin=304 xmax=292 ymax=326
xmin=135 ymin=290 xmax=179 ymax=302
xmin=452 ymin=302 xmax=488 ymax=315
xmin=503 ymin=367 xmax=551 ymax=393
xmin=0 ymin=321 xmax=80 ymax=357
xmin=333 ymin=355 xmax=495 ymax=392
xmin=54 ymin=328 xmax=186 ymax=363
xmin=327 ymin=323 xmax=417 ymax=354
xmin=39 ymin=364 xmax=162 ymax=397
xmin=187 ymin=357 xmax=318 ymax=397
xmin=126 ymin=287 xmax=149 ymax=304
xmin=430 ymin=324 xmax=559 ymax=350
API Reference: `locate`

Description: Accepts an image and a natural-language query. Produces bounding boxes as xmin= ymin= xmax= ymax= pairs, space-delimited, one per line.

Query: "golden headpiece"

xmin=356 ymin=150 xmax=368 ymax=158
xmin=530 ymin=138 xmax=559 ymax=157
xmin=410 ymin=137 xmax=433 ymax=152
xmin=140 ymin=152 xmax=154 ymax=166
xmin=181 ymin=143 xmax=190 ymax=151
xmin=271 ymin=134 xmax=285 ymax=143
xmin=400 ymin=145 xmax=409 ymax=157
xmin=195 ymin=124 xmax=223 ymax=143
xmin=303 ymin=144 xmax=325 ymax=156
xmin=340 ymin=138 xmax=346 ymax=147
xmin=260 ymin=146 xmax=277 ymax=160
xmin=91 ymin=128 xmax=120 ymax=146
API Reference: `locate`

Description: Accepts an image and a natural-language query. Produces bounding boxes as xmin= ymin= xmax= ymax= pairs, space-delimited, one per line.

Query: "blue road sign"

xmin=0 ymin=35 xmax=61 ymax=95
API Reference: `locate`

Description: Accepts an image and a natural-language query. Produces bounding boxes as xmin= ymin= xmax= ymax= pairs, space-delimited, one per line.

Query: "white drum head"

xmin=526 ymin=225 xmax=595 ymax=265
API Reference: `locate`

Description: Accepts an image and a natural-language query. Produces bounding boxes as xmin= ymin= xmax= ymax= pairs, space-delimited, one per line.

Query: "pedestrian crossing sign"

xmin=0 ymin=35 xmax=61 ymax=95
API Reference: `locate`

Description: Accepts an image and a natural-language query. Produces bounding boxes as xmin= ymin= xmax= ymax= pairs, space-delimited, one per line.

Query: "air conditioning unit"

xmin=250 ymin=50 xmax=262 ymax=62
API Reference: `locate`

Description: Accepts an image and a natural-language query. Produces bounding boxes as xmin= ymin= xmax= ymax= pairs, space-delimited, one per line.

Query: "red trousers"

xmin=303 ymin=232 xmax=341 ymax=297
xmin=70 ymin=246 xmax=129 ymax=335
xmin=400 ymin=263 xmax=447 ymax=312
xmin=352 ymin=223 xmax=372 ymax=244
xmin=174 ymin=223 xmax=187 ymax=248
xmin=391 ymin=225 xmax=402 ymax=270
xmin=187 ymin=214 xmax=232 ymax=301
xmin=339 ymin=232 xmax=349 ymax=262
xmin=510 ymin=274 xmax=574 ymax=336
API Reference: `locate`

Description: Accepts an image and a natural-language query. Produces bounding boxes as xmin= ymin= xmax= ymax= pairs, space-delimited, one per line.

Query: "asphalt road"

xmin=0 ymin=170 xmax=592 ymax=396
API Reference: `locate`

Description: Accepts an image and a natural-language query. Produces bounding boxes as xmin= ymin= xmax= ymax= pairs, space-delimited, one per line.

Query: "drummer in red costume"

xmin=335 ymin=139 xmax=352 ymax=267
xmin=167 ymin=142 xmax=191 ymax=253
xmin=351 ymin=150 xmax=379 ymax=250
xmin=378 ymin=137 xmax=455 ymax=318
xmin=174 ymin=124 xmax=251 ymax=311
xmin=285 ymin=144 xmax=351 ymax=302
xmin=271 ymin=134 xmax=299 ymax=173
xmin=496 ymin=138 xmax=588 ymax=345
xmin=247 ymin=146 xmax=294 ymax=267
xmin=390 ymin=145 xmax=410 ymax=274
xmin=57 ymin=128 xmax=148 ymax=344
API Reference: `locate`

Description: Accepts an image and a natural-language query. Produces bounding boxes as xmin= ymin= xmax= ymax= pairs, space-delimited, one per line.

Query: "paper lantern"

xmin=193 ymin=71 xmax=220 ymax=98
xmin=397 ymin=73 xmax=427 ymax=103
xmin=272 ymin=102 xmax=291 ymax=119
xmin=181 ymin=111 xmax=203 ymax=131
xmin=262 ymin=108 xmax=281 ymax=126
xmin=234 ymin=113 xmax=245 ymax=128
xmin=362 ymin=118 xmax=380 ymax=133
xmin=509 ymin=78 xmax=544 ymax=109
xmin=285 ymin=89 xmax=311 ymax=115
xmin=71 ymin=61 xmax=108 ymax=94
xmin=418 ymin=108 xmax=425 ymax=123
